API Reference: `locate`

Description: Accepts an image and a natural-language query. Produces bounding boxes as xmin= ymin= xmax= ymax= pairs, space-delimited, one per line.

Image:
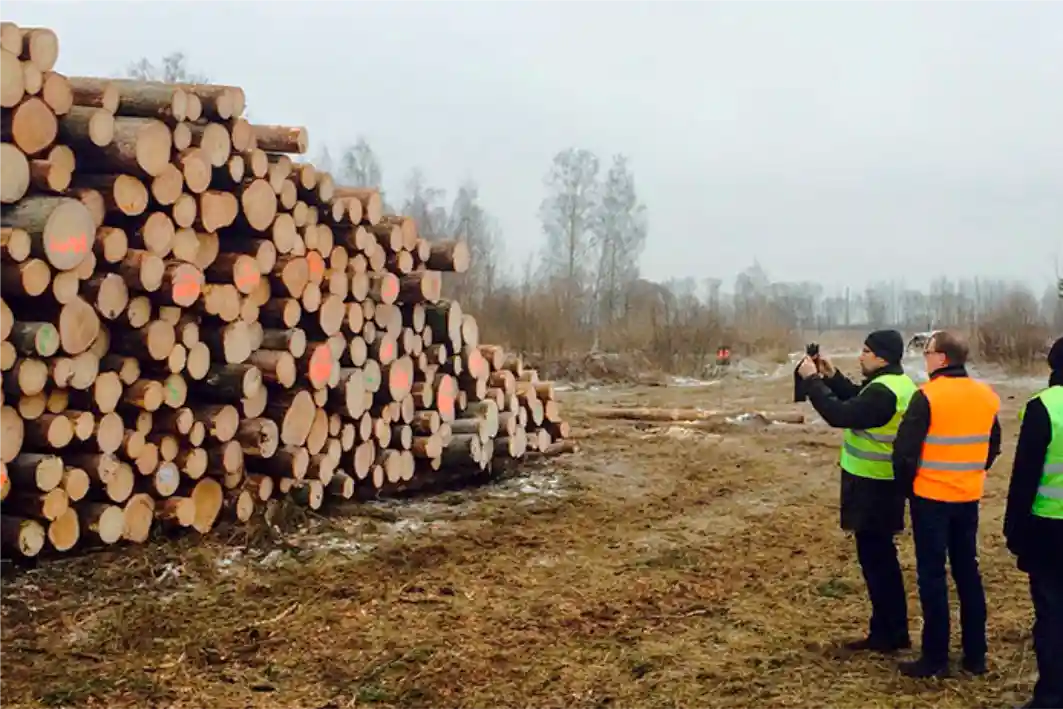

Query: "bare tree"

xmin=127 ymin=51 xmax=209 ymax=83
xmin=864 ymin=283 xmax=889 ymax=328
xmin=337 ymin=137 xmax=388 ymax=207
xmin=538 ymin=148 xmax=600 ymax=327
xmin=591 ymin=154 xmax=647 ymax=343
xmin=446 ymin=180 xmax=501 ymax=308
xmin=314 ymin=146 xmax=334 ymax=173
xmin=402 ymin=168 xmax=448 ymax=241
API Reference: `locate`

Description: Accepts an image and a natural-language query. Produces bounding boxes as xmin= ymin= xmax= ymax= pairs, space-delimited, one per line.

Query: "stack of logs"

xmin=0 ymin=22 xmax=573 ymax=559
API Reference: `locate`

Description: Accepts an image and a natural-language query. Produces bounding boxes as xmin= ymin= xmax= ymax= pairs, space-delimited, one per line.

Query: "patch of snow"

xmin=668 ymin=376 xmax=721 ymax=388
xmin=488 ymin=471 xmax=568 ymax=499
xmin=663 ymin=426 xmax=702 ymax=440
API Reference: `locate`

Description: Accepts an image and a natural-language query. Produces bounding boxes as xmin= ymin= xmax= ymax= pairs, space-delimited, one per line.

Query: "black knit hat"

xmin=865 ymin=330 xmax=904 ymax=365
xmin=1048 ymin=336 xmax=1063 ymax=373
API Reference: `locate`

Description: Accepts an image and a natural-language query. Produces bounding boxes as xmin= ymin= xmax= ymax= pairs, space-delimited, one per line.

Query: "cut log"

xmin=1 ymin=96 xmax=58 ymax=156
xmin=1 ymin=226 xmax=32 ymax=262
xmin=57 ymin=105 xmax=115 ymax=148
xmin=8 ymin=321 xmax=60 ymax=357
xmin=20 ymin=27 xmax=59 ymax=72
xmin=0 ymin=48 xmax=24 ymax=108
xmin=118 ymin=492 xmax=155 ymax=543
xmin=190 ymin=478 xmax=223 ymax=533
xmin=65 ymin=76 xmax=121 ymax=113
xmin=74 ymin=116 xmax=172 ymax=178
xmin=6 ymin=453 xmax=62 ymax=490
xmin=47 ymin=506 xmax=79 ymax=551
xmin=40 ymin=72 xmax=73 ymax=116
xmin=79 ymin=503 xmax=125 ymax=544
xmin=398 ymin=270 xmax=442 ymax=304
xmin=1 ymin=515 xmax=46 ymax=556
xmin=251 ymin=124 xmax=308 ymax=154
xmin=338 ymin=187 xmax=382 ymax=225
xmin=1 ymin=141 xmax=30 ymax=203
xmin=103 ymin=78 xmax=189 ymax=120
xmin=1 ymin=195 xmax=96 ymax=271
xmin=28 ymin=156 xmax=72 ymax=193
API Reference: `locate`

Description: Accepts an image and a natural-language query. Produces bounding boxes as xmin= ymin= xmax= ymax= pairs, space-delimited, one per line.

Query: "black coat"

xmin=804 ymin=363 xmax=907 ymax=535
xmin=1004 ymin=373 xmax=1063 ymax=577
xmin=891 ymin=364 xmax=1002 ymax=498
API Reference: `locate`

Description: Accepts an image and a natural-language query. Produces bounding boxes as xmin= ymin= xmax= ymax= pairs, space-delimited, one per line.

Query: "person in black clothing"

xmin=795 ymin=329 xmax=912 ymax=653
xmin=1004 ymin=337 xmax=1063 ymax=709
xmin=891 ymin=330 xmax=1002 ymax=679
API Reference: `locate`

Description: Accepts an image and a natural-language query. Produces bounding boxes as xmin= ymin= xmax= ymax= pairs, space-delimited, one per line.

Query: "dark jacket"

xmin=1004 ymin=373 xmax=1063 ymax=577
xmin=892 ymin=364 xmax=1002 ymax=498
xmin=804 ymin=363 xmax=907 ymax=534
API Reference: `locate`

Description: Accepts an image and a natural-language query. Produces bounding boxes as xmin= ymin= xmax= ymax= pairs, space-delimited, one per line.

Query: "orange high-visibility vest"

xmin=914 ymin=375 xmax=1001 ymax=502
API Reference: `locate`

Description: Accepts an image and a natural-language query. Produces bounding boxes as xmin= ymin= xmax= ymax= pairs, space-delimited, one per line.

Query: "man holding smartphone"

xmin=795 ymin=330 xmax=917 ymax=654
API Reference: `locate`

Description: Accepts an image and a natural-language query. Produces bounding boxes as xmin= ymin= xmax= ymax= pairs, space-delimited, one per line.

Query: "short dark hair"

xmin=928 ymin=330 xmax=969 ymax=366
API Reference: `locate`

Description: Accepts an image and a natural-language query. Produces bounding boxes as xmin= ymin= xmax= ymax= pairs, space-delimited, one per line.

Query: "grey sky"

xmin=9 ymin=1 xmax=1063 ymax=292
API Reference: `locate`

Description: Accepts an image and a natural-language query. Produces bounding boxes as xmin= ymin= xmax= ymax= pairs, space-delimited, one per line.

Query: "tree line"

xmin=129 ymin=53 xmax=1062 ymax=372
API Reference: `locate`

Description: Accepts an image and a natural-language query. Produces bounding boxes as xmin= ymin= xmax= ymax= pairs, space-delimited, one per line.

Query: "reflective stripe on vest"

xmin=914 ymin=375 xmax=1000 ymax=502
xmin=839 ymin=373 xmax=918 ymax=480
xmin=1020 ymin=385 xmax=1063 ymax=520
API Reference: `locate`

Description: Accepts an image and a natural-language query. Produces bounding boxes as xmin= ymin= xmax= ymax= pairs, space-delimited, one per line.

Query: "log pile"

xmin=0 ymin=22 xmax=573 ymax=559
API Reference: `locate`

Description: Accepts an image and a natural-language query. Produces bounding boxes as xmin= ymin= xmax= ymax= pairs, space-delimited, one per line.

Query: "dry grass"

xmin=0 ymin=361 xmax=1044 ymax=708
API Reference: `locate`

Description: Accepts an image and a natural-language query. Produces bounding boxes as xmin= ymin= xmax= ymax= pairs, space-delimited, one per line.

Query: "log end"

xmin=25 ymin=28 xmax=59 ymax=73
xmin=170 ymin=263 xmax=203 ymax=307
xmin=191 ymin=478 xmax=223 ymax=534
xmin=122 ymin=493 xmax=155 ymax=543
xmin=89 ymin=504 xmax=126 ymax=544
xmin=0 ymin=142 xmax=30 ymax=203
xmin=136 ymin=119 xmax=174 ymax=177
xmin=42 ymin=197 xmax=97 ymax=271
xmin=10 ymin=96 xmax=57 ymax=156
xmin=0 ymin=408 xmax=24 ymax=463
xmin=0 ymin=47 xmax=24 ymax=108
xmin=47 ymin=506 xmax=79 ymax=551
xmin=58 ymin=297 xmax=101 ymax=356
xmin=7 ymin=517 xmax=46 ymax=556
xmin=307 ymin=344 xmax=332 ymax=389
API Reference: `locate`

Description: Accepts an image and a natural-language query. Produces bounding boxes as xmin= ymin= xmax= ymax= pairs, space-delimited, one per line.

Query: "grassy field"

xmin=0 ymin=355 xmax=1044 ymax=708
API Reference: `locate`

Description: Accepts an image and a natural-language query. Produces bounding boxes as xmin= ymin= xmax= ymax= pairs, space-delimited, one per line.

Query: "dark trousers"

xmin=1029 ymin=568 xmax=1063 ymax=707
xmin=855 ymin=531 xmax=909 ymax=643
xmin=910 ymin=496 xmax=987 ymax=664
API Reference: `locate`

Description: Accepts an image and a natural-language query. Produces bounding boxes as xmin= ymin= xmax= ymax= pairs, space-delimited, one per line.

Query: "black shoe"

xmin=960 ymin=656 xmax=986 ymax=675
xmin=899 ymin=657 xmax=950 ymax=679
xmin=844 ymin=635 xmax=912 ymax=653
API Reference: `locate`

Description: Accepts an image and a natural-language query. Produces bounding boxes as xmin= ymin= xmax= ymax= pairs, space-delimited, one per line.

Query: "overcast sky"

xmin=9 ymin=1 xmax=1063 ymax=293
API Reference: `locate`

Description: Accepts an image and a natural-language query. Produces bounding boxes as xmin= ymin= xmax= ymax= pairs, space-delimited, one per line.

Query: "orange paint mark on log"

xmin=307 ymin=251 xmax=325 ymax=278
xmin=382 ymin=275 xmax=398 ymax=302
xmin=390 ymin=366 xmax=409 ymax=393
xmin=48 ymin=232 xmax=89 ymax=254
xmin=308 ymin=345 xmax=332 ymax=388
xmin=173 ymin=271 xmax=201 ymax=302
xmin=234 ymin=260 xmax=260 ymax=290
xmin=382 ymin=339 xmax=394 ymax=361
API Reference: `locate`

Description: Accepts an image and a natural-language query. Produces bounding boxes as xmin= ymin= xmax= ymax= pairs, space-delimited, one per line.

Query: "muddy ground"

xmin=0 ymin=354 xmax=1047 ymax=708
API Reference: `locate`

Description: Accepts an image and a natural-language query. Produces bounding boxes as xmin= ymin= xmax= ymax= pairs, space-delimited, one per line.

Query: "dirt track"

xmin=0 ymin=356 xmax=1046 ymax=708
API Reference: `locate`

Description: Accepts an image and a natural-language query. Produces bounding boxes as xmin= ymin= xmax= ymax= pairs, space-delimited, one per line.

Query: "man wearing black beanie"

xmin=1004 ymin=336 xmax=1063 ymax=709
xmin=795 ymin=329 xmax=917 ymax=654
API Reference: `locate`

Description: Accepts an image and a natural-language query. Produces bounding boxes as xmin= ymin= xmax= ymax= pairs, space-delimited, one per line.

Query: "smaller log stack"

xmin=0 ymin=21 xmax=575 ymax=561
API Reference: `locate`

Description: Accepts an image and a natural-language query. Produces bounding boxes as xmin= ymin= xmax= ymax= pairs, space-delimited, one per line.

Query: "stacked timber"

xmin=0 ymin=21 xmax=574 ymax=559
